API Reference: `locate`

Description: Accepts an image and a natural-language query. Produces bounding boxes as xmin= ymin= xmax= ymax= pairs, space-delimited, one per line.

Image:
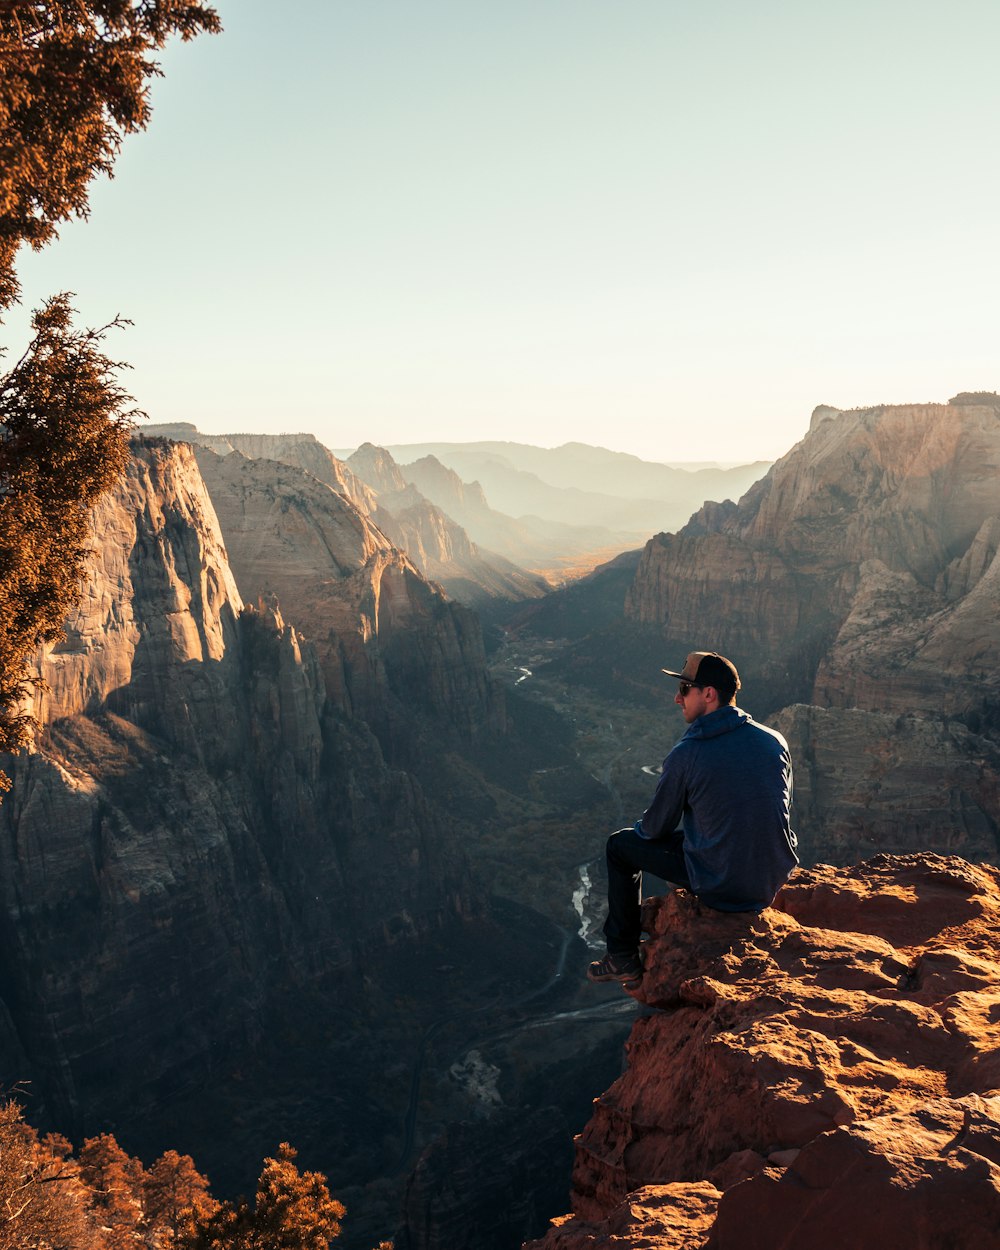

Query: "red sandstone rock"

xmin=528 ymin=854 xmax=1000 ymax=1249
xmin=525 ymin=1182 xmax=719 ymax=1250
xmin=709 ymin=1094 xmax=1000 ymax=1249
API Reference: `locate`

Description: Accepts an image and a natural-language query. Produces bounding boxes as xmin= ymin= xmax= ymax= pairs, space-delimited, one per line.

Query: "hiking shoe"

xmin=587 ymin=950 xmax=642 ymax=985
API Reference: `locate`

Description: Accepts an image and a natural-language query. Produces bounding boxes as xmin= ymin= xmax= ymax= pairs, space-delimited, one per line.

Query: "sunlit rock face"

xmin=193 ymin=446 xmax=506 ymax=742
xmin=346 ymin=443 xmax=550 ymax=605
xmin=0 ymin=438 xmax=477 ymax=1130
xmin=527 ymin=854 xmax=1000 ymax=1249
xmin=146 ymin=423 xmax=378 ymax=513
xmin=146 ymin=426 xmax=548 ymax=607
xmin=622 ymin=398 xmax=1000 ymax=867
xmin=626 ymin=398 xmax=1000 ymax=719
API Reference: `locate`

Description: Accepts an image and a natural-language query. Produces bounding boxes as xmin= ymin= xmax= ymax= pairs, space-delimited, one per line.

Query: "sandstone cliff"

xmin=623 ymin=396 xmax=1000 ymax=864
xmin=626 ymin=397 xmax=1000 ymax=715
xmin=192 ymin=446 xmax=506 ymax=743
xmin=0 ymin=438 xmax=480 ymax=1138
xmin=346 ymin=443 xmax=550 ymax=605
xmin=146 ymin=426 xmax=547 ymax=608
xmin=528 ymin=854 xmax=1000 ymax=1249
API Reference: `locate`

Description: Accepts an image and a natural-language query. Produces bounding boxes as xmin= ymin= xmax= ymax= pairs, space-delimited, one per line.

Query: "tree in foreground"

xmin=0 ymin=295 xmax=134 ymax=789
xmin=0 ymin=0 xmax=220 ymax=795
xmin=0 ymin=1101 xmax=96 ymax=1250
xmin=0 ymin=0 xmax=221 ymax=310
xmin=145 ymin=1148 xmax=219 ymax=1245
xmin=183 ymin=1143 xmax=346 ymax=1250
xmin=0 ymin=1096 xmax=353 ymax=1249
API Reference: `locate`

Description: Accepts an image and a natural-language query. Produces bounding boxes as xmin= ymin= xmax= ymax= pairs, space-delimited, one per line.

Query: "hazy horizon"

xmin=6 ymin=1 xmax=1000 ymax=463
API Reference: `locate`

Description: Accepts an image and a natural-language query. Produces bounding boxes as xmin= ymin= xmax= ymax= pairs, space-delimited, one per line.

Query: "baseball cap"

xmin=661 ymin=651 xmax=741 ymax=700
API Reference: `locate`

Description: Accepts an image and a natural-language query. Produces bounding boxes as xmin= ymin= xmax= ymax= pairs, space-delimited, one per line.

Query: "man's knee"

xmin=606 ymin=827 xmax=640 ymax=870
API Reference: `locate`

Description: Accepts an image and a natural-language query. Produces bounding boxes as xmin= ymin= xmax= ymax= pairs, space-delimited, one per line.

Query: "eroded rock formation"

xmin=626 ymin=397 xmax=1000 ymax=716
xmin=146 ymin=425 xmax=547 ymax=607
xmin=527 ymin=854 xmax=1000 ymax=1249
xmin=622 ymin=397 xmax=1000 ymax=864
xmin=0 ymin=438 xmax=480 ymax=1136
xmin=346 ymin=443 xmax=550 ymax=605
xmin=192 ymin=446 xmax=505 ymax=742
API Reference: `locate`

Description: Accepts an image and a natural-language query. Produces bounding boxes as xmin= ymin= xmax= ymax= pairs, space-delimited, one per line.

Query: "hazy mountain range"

xmin=379 ymin=439 xmax=770 ymax=538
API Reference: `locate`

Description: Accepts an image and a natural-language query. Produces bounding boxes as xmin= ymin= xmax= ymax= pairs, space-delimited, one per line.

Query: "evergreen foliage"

xmin=0 ymin=295 xmax=133 ymax=788
xmin=0 ymin=0 xmax=221 ymax=310
xmin=0 ymin=0 xmax=220 ymax=794
xmin=183 ymin=1143 xmax=346 ymax=1250
xmin=0 ymin=1098 xmax=348 ymax=1249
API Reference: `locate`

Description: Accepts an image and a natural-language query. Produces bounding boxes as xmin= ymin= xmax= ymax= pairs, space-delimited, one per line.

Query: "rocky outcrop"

xmin=0 ymin=438 xmax=480 ymax=1134
xmin=621 ymin=398 xmax=1000 ymax=872
xmin=348 ymin=441 xmax=410 ymax=496
xmin=147 ymin=427 xmax=547 ymax=607
xmin=145 ymin=424 xmax=378 ymax=514
xmin=192 ymin=447 xmax=506 ymax=742
xmin=346 ymin=445 xmax=550 ymax=605
xmin=528 ymin=854 xmax=1000 ymax=1249
xmin=626 ymin=399 xmax=1000 ymax=718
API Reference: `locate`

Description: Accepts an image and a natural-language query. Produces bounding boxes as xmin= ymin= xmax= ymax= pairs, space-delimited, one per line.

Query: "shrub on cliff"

xmin=181 ymin=1142 xmax=346 ymax=1250
xmin=0 ymin=1096 xmax=217 ymax=1248
xmin=0 ymin=1097 xmax=348 ymax=1249
xmin=0 ymin=296 xmax=133 ymax=789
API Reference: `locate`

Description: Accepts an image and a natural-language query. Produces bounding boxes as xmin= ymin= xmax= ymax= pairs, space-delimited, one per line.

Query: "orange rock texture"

xmin=527 ymin=854 xmax=1000 ymax=1249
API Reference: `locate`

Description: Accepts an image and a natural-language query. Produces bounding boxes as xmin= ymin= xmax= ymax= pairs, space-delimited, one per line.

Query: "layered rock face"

xmin=146 ymin=425 xmax=547 ymax=608
xmin=0 ymin=439 xmax=477 ymax=1131
xmin=192 ymin=446 xmax=505 ymax=743
xmin=626 ymin=397 xmax=1000 ymax=715
xmin=770 ymin=704 xmax=1000 ymax=865
xmin=528 ymin=854 xmax=1000 ymax=1249
xmin=624 ymin=397 xmax=1000 ymax=864
xmin=146 ymin=423 xmax=378 ymax=513
xmin=346 ymin=443 xmax=550 ymax=605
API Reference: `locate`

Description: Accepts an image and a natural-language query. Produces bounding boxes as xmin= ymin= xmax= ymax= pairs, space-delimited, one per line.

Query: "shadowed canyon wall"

xmin=0 ymin=439 xmax=484 ymax=1136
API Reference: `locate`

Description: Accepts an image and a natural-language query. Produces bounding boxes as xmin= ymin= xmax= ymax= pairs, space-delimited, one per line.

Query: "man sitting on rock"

xmin=587 ymin=651 xmax=798 ymax=986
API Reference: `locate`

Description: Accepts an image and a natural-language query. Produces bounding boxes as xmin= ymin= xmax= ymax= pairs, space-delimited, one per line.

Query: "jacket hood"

xmin=684 ymin=705 xmax=752 ymax=741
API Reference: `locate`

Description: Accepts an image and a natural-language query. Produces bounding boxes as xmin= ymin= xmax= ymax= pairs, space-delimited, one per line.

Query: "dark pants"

xmin=603 ymin=826 xmax=692 ymax=955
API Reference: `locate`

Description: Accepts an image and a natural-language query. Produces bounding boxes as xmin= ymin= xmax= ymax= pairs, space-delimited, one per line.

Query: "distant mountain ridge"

xmin=150 ymin=426 xmax=767 ymax=585
xmin=145 ymin=424 xmax=549 ymax=606
xmin=379 ymin=439 xmax=768 ymax=494
xmin=380 ymin=439 xmax=770 ymax=536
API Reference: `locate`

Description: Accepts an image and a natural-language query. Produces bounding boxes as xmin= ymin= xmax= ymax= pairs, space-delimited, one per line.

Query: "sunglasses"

xmin=677 ymin=682 xmax=703 ymax=697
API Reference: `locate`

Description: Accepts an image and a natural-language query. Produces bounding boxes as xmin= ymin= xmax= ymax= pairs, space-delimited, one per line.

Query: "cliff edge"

xmin=527 ymin=854 xmax=1000 ymax=1249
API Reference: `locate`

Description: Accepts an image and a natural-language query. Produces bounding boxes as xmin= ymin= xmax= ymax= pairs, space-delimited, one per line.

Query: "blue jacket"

xmin=637 ymin=705 xmax=797 ymax=912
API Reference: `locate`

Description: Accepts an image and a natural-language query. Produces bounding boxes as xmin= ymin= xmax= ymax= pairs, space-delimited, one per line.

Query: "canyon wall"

xmin=147 ymin=425 xmax=548 ymax=607
xmin=0 ymin=439 xmax=481 ymax=1137
xmin=624 ymin=396 xmax=1000 ymax=864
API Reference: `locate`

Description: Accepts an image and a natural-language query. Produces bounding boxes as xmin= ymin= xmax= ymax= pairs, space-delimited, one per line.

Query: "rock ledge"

xmin=527 ymin=854 xmax=1000 ymax=1249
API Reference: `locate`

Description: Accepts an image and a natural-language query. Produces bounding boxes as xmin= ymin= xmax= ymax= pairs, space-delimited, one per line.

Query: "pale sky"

xmin=5 ymin=0 xmax=1000 ymax=464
